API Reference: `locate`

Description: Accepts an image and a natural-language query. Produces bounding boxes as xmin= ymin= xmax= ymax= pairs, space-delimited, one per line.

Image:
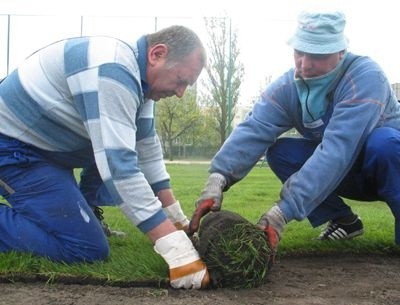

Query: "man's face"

xmin=146 ymin=45 xmax=204 ymax=101
xmin=294 ymin=50 xmax=343 ymax=79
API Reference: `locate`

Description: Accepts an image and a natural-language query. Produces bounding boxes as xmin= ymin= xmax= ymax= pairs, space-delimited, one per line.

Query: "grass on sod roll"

xmin=197 ymin=210 xmax=272 ymax=289
xmin=0 ymin=163 xmax=398 ymax=284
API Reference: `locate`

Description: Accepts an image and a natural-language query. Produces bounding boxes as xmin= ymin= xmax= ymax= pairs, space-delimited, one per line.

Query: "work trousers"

xmin=0 ymin=134 xmax=109 ymax=263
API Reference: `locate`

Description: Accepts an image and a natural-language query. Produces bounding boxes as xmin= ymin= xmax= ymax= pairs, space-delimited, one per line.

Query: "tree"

xmin=155 ymin=88 xmax=202 ymax=161
xmin=201 ymin=17 xmax=244 ymax=147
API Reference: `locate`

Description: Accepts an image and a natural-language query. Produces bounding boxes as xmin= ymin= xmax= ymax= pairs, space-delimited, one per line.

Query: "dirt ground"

xmin=1 ymin=254 xmax=399 ymax=305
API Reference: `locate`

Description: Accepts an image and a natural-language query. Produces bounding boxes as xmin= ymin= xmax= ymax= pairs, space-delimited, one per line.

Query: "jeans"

xmin=266 ymin=127 xmax=400 ymax=244
xmin=0 ymin=134 xmax=109 ymax=263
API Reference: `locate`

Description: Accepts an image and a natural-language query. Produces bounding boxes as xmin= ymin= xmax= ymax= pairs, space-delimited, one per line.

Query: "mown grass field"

xmin=0 ymin=163 xmax=398 ymax=284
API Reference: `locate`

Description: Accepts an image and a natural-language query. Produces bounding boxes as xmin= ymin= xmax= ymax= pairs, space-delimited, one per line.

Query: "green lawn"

xmin=0 ymin=163 xmax=398 ymax=285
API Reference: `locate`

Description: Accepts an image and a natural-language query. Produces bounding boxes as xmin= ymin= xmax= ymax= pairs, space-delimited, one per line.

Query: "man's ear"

xmin=148 ymin=44 xmax=168 ymax=66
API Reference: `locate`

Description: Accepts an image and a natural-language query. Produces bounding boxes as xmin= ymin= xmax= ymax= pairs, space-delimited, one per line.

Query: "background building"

xmin=392 ymin=83 xmax=400 ymax=100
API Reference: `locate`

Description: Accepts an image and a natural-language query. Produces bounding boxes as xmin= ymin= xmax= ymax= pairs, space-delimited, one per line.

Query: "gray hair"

xmin=146 ymin=25 xmax=206 ymax=66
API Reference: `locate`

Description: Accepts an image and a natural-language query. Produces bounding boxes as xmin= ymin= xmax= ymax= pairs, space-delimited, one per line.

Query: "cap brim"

xmin=287 ymin=36 xmax=348 ymax=54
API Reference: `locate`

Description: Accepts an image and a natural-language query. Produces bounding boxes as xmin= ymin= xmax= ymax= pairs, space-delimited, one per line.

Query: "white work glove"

xmin=154 ymin=230 xmax=210 ymax=289
xmin=188 ymin=173 xmax=226 ymax=235
xmin=163 ymin=201 xmax=190 ymax=231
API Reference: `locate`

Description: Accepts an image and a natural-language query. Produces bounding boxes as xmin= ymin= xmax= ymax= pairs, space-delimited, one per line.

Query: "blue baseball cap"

xmin=288 ymin=11 xmax=349 ymax=54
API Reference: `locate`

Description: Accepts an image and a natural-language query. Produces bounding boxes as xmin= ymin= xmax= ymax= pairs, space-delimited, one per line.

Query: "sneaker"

xmin=92 ymin=206 xmax=126 ymax=237
xmin=317 ymin=215 xmax=364 ymax=240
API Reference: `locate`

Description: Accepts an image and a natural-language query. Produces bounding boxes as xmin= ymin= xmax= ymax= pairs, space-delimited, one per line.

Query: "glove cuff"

xmin=209 ymin=173 xmax=227 ymax=190
xmin=163 ymin=201 xmax=189 ymax=227
xmin=266 ymin=205 xmax=287 ymax=237
xmin=257 ymin=205 xmax=286 ymax=239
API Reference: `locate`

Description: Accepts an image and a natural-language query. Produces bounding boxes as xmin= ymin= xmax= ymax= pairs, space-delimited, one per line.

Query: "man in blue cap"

xmin=189 ymin=11 xmax=400 ymax=257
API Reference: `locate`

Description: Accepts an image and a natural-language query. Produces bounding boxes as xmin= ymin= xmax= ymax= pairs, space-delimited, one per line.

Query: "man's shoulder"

xmin=268 ymin=69 xmax=296 ymax=92
xmin=345 ymin=52 xmax=378 ymax=67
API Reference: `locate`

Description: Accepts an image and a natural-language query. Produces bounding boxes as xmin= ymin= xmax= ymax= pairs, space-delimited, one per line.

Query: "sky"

xmin=1 ymin=0 xmax=399 ymax=104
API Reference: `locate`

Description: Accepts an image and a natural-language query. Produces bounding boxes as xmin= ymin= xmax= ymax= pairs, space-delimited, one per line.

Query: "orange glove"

xmin=257 ymin=205 xmax=287 ymax=269
xmin=188 ymin=199 xmax=215 ymax=235
xmin=261 ymin=225 xmax=280 ymax=270
xmin=188 ymin=173 xmax=226 ymax=236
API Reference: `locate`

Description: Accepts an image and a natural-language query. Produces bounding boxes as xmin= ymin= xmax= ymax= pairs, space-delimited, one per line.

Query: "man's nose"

xmin=300 ymin=54 xmax=313 ymax=70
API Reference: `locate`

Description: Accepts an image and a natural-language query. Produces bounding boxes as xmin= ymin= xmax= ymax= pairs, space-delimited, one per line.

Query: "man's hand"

xmin=259 ymin=224 xmax=280 ymax=269
xmin=154 ymin=230 xmax=210 ymax=289
xmin=257 ymin=205 xmax=287 ymax=269
xmin=163 ymin=201 xmax=190 ymax=231
xmin=188 ymin=173 xmax=226 ymax=235
xmin=188 ymin=199 xmax=214 ymax=236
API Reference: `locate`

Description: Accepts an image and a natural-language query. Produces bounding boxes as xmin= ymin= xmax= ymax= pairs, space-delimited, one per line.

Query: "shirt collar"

xmin=136 ymin=35 xmax=149 ymax=96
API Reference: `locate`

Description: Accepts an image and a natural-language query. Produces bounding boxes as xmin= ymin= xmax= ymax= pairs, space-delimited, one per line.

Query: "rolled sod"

xmin=196 ymin=210 xmax=272 ymax=289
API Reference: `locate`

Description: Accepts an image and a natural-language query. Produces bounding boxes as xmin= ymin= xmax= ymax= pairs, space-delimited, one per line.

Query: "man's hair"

xmin=146 ymin=25 xmax=206 ymax=66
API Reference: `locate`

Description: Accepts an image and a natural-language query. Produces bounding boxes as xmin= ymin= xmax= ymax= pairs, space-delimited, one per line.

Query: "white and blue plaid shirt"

xmin=0 ymin=36 xmax=170 ymax=232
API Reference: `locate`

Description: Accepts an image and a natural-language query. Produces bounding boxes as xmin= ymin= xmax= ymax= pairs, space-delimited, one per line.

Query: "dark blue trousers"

xmin=266 ymin=127 xmax=400 ymax=244
xmin=0 ymin=134 xmax=109 ymax=263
